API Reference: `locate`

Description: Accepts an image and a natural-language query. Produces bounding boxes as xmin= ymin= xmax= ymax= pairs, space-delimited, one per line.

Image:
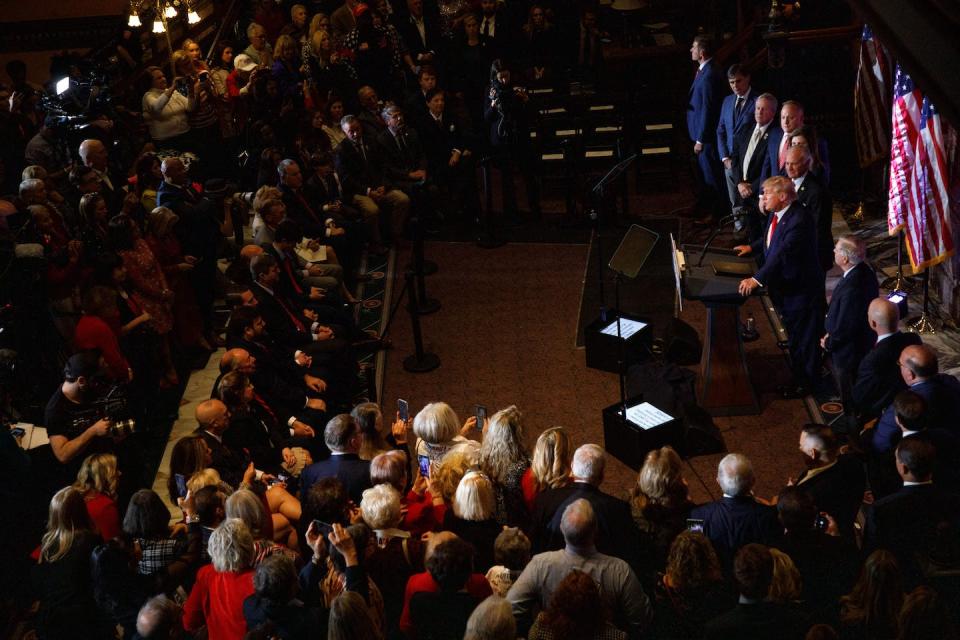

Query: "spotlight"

xmin=887 ymin=289 xmax=909 ymax=320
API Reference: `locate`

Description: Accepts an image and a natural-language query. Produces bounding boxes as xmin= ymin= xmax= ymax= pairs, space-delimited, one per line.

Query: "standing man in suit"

xmin=786 ymin=146 xmax=834 ymax=273
xmin=397 ymin=0 xmax=441 ymax=69
xmin=716 ymin=64 xmax=757 ymax=221
xmin=479 ymin=0 xmax=514 ymax=58
xmin=689 ymin=454 xmax=781 ymax=571
xmin=732 ymin=92 xmax=776 ymax=242
xmin=736 ymin=176 xmax=824 ymax=396
xmin=792 ymin=425 xmax=865 ymax=539
xmin=687 ymin=35 xmax=726 ymax=224
xmin=822 ymin=235 xmax=879 ymax=429
xmin=864 ymin=343 xmax=960 ymax=453
xmin=761 ymin=100 xmax=800 ymax=181
xmin=300 ymin=413 xmax=372 ymax=502
xmin=853 ymin=298 xmax=922 ymax=421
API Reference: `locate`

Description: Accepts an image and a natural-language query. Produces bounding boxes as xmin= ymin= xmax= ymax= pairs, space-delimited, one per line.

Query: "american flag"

xmin=887 ymin=64 xmax=922 ymax=235
xmin=854 ymin=25 xmax=891 ymax=168
xmin=904 ymin=96 xmax=954 ymax=269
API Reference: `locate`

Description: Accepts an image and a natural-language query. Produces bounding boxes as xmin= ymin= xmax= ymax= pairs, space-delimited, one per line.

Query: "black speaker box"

xmin=663 ymin=318 xmax=702 ymax=365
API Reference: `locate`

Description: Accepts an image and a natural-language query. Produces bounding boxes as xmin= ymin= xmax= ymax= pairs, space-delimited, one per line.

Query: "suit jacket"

xmin=749 ymin=203 xmax=823 ymax=312
xmin=300 ymin=452 xmax=371 ymax=503
xmin=250 ymin=281 xmax=314 ymax=350
xmin=731 ymin=123 xmax=771 ymax=197
xmin=530 ymin=482 xmax=639 ymax=568
xmin=686 ymin=61 xmax=724 ymax=144
xmin=197 ymin=428 xmax=249 ymax=489
xmin=793 ymin=173 xmax=834 ymax=272
xmin=279 ymin=185 xmax=327 ymax=239
xmin=865 ymin=483 xmax=960 ymax=588
xmin=689 ymin=496 xmax=781 ymax=570
xmin=774 ymin=530 xmax=857 ymax=614
xmin=717 ymin=90 xmax=758 ymax=162
xmin=870 ymin=373 xmax=960 ymax=453
xmin=376 ymin=127 xmax=427 ymax=191
xmin=852 ymin=331 xmax=923 ymax=418
xmin=824 ymin=261 xmax=879 ymax=370
xmin=335 ymin=136 xmax=382 ymax=199
xmin=417 ymin=109 xmax=474 ymax=176
xmin=795 ymin=454 xmax=866 ymax=537
xmin=224 ymin=407 xmax=294 ymax=473
xmin=760 ymin=126 xmax=786 ymax=182
xmin=704 ymin=601 xmax=809 ymax=640
xmin=156 ymin=180 xmax=219 ymax=259
xmin=396 ymin=12 xmax=442 ymax=61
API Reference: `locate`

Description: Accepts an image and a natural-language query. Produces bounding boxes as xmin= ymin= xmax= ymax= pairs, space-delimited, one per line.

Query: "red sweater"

xmin=399 ymin=571 xmax=492 ymax=638
xmin=183 ymin=564 xmax=255 ymax=640
xmin=74 ymin=315 xmax=129 ymax=381
xmin=403 ymin=490 xmax=446 ymax=536
xmin=86 ymin=492 xmax=121 ymax=541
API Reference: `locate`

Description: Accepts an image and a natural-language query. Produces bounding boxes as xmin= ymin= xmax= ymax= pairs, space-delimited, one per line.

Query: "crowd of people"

xmin=3 ymin=2 xmax=960 ymax=639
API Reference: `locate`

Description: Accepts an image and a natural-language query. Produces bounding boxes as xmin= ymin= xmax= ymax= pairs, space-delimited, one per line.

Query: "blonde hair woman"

xmin=478 ymin=405 xmax=530 ymax=526
xmin=73 ymin=452 xmax=122 ymax=541
xmin=768 ymin=548 xmax=802 ymax=604
xmin=443 ymin=470 xmax=500 ymax=571
xmin=521 ymin=426 xmax=572 ymax=512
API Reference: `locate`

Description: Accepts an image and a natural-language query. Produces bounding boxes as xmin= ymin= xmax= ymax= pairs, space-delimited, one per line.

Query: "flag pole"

xmin=906 ymin=268 xmax=940 ymax=334
xmin=881 ymin=229 xmax=916 ymax=292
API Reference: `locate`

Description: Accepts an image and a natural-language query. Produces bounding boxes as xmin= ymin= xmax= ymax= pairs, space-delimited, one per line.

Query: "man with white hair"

xmin=689 ymin=453 xmax=780 ymax=569
xmin=78 ymin=138 xmax=123 ymax=211
xmin=509 ymin=499 xmax=651 ymax=636
xmin=529 ymin=443 xmax=639 ymax=568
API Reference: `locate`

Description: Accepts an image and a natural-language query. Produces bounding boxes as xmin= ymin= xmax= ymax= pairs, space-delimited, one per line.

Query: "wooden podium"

xmin=675 ymin=243 xmax=760 ymax=416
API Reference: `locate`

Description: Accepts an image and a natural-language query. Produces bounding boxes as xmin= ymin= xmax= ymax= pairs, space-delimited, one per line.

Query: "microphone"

xmin=696 ymin=207 xmax=750 ymax=267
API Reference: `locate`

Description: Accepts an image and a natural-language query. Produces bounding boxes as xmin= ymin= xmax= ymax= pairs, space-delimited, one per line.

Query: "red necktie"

xmin=281 ymin=255 xmax=304 ymax=296
xmin=766 ymin=213 xmax=779 ymax=248
xmin=778 ymin=137 xmax=789 ymax=169
xmin=253 ymin=392 xmax=278 ymax=425
xmin=275 ymin=294 xmax=307 ymax=333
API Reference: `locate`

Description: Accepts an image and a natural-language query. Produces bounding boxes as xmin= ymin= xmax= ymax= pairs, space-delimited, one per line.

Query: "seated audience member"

xmin=891 ymin=390 xmax=960 ymax=492
xmin=243 ymin=553 xmax=322 ymax=639
xmin=485 ymin=526 xmax=531 ymax=597
xmin=774 ymin=487 xmax=856 ymax=617
xmin=530 ymin=443 xmax=639 ymax=568
xmin=704 ymin=544 xmax=810 ymax=640
xmin=442 ymin=469 xmax=502 ymax=571
xmin=193 ymin=485 xmax=228 ymax=563
xmin=225 ymin=488 xmax=299 ymax=561
xmin=464 ymin=595 xmax=517 ymax=640
xmin=652 ymin=530 xmax=736 ymax=638
xmin=183 ymin=519 xmax=257 ymax=640
xmin=360 ymin=483 xmax=424 ymax=637
xmin=417 ymin=87 xmax=479 ymax=219
xmin=689 ymin=453 xmax=781 ymax=570
xmin=852 ymin=298 xmax=922 ymax=421
xmin=520 ymin=426 xmax=572 ymax=512
xmin=791 ymin=424 xmax=865 ymax=539
xmin=352 ymin=402 xmax=394 ymax=461
xmin=897 ymin=585 xmax=959 ymax=640
xmin=399 ymin=531 xmax=493 ymax=635
xmin=509 ymin=499 xmax=652 ymax=637
xmin=134 ymin=594 xmax=184 ymax=640
xmin=629 ymin=445 xmax=696 ymax=588
xmin=864 ymin=437 xmax=960 ymax=589
xmin=31 ymin=487 xmax=113 ymax=640
xmin=838 ymin=550 xmax=904 ymax=640
xmin=478 ymin=405 xmax=531 ymax=527
xmin=300 ymin=413 xmax=372 ymax=502
xmin=73 ymin=452 xmax=122 ymax=542
xmin=408 ymin=536 xmax=484 ymax=640
xmin=528 ymin=569 xmax=627 ymax=640
xmin=412 ymin=401 xmax=476 ymax=474
xmin=122 ymin=489 xmax=201 ymax=589
xmin=167 ymin=434 xmax=214 ymax=503
xmin=195 ymin=398 xmax=255 ymax=489
xmin=864 ymin=343 xmax=960 ymax=454
xmin=370 ymin=449 xmax=445 ymax=535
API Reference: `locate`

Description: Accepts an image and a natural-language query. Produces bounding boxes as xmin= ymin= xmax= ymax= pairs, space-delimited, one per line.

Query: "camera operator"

xmin=43 ymin=351 xmax=132 ymax=486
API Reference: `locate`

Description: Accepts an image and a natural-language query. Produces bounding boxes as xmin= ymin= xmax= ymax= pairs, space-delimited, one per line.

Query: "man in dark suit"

xmin=478 ymin=0 xmax=515 ymax=58
xmin=761 ymin=100 xmax=831 ymax=184
xmin=852 ymin=298 xmax=922 ymax=421
xmin=689 ymin=454 xmax=782 ymax=571
xmin=397 ymin=0 xmax=441 ymax=68
xmin=376 ymin=105 xmax=428 ymax=194
xmin=864 ymin=437 xmax=960 ymax=589
xmin=300 ymin=414 xmax=372 ymax=503
xmin=793 ymin=425 xmax=865 ymax=538
xmin=731 ymin=93 xmax=776 ymax=241
xmin=704 ymin=544 xmax=809 ymax=640
xmin=786 ymin=146 xmax=834 ymax=273
xmin=418 ymin=88 xmax=479 ymax=219
xmin=687 ymin=35 xmax=726 ymax=224
xmin=736 ymin=176 xmax=824 ymax=395
xmin=336 ymin=115 xmax=410 ymax=243
xmin=195 ymin=399 xmax=252 ymax=489
xmin=78 ymin=138 xmax=125 ymax=214
xmin=529 ymin=444 xmax=639 ymax=569
xmin=822 ymin=235 xmax=879 ymax=428
xmin=865 ymin=343 xmax=960 ymax=454
xmin=716 ymin=64 xmax=758 ymax=216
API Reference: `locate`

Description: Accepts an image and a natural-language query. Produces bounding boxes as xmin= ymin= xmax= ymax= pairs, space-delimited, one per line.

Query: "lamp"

xmin=153 ymin=19 xmax=165 ymax=33
xmin=128 ymin=12 xmax=141 ymax=27
xmin=187 ymin=8 xmax=201 ymax=23
xmin=164 ymin=3 xmax=178 ymax=18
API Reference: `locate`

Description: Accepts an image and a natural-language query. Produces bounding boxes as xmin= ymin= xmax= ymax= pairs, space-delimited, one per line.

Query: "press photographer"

xmin=43 ymin=351 xmax=135 ymax=486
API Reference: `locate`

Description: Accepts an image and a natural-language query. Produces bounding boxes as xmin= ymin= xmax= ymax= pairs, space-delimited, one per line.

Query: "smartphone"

xmin=417 ymin=454 xmax=431 ymax=478
xmin=198 ymin=70 xmax=209 ymax=82
xmin=686 ymin=518 xmax=705 ymax=533
xmin=311 ymin=519 xmax=333 ymax=537
xmin=815 ymin=513 xmax=829 ymax=530
xmin=174 ymin=473 xmax=188 ymax=498
xmin=398 ymin=398 xmax=409 ymax=422
xmin=475 ymin=404 xmax=487 ymax=429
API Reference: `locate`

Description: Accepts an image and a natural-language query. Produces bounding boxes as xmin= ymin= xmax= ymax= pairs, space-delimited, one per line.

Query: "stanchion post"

xmin=414 ymin=231 xmax=441 ymax=315
xmin=402 ymin=270 xmax=441 ymax=373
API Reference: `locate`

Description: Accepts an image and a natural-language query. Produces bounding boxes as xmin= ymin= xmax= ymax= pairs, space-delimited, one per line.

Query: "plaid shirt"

xmin=136 ymin=536 xmax=186 ymax=575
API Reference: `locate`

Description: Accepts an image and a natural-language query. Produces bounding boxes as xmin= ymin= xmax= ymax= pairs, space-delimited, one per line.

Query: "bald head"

xmin=900 ymin=344 xmax=937 ymax=384
xmin=425 ymin=531 xmax=458 ymax=561
xmin=220 ymin=348 xmax=255 ymax=374
xmin=161 ymin=157 xmax=187 ymax=185
xmin=560 ymin=498 xmax=597 ymax=548
xmin=79 ymin=139 xmax=108 ymax=170
xmin=868 ymin=297 xmax=899 ymax=334
xmin=196 ymin=399 xmax=229 ymax=433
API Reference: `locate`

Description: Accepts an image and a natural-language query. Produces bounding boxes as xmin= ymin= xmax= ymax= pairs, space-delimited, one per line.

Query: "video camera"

xmin=68 ymin=383 xmax=136 ymax=438
xmin=40 ymin=56 xmax=120 ymax=129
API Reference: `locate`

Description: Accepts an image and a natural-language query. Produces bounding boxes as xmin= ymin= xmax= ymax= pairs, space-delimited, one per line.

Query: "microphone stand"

xmin=696 ymin=211 xmax=745 ymax=267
